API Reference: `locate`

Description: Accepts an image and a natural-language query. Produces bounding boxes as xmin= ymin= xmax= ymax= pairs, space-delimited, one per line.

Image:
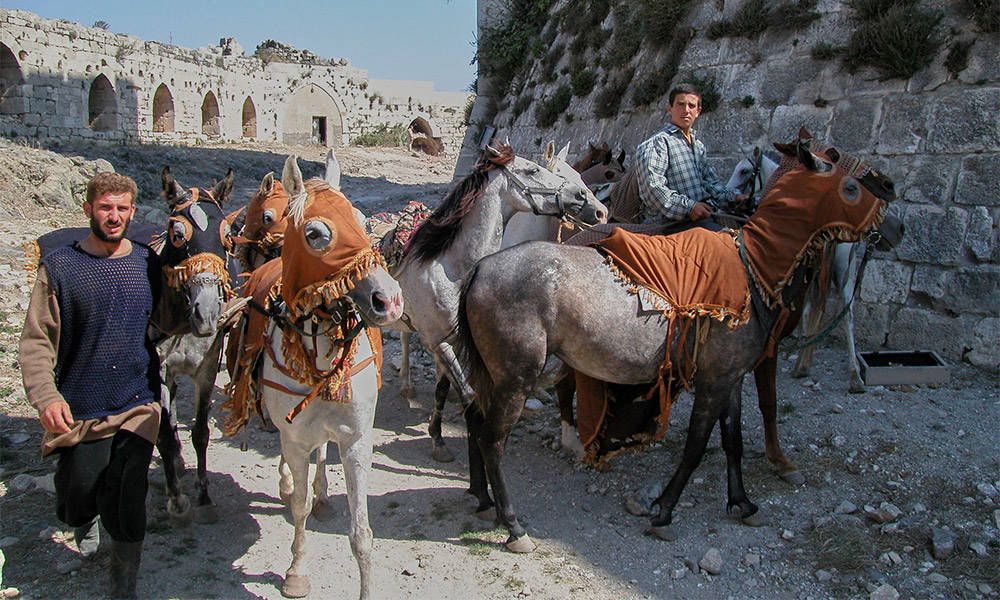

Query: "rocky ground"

xmin=0 ymin=139 xmax=997 ymax=600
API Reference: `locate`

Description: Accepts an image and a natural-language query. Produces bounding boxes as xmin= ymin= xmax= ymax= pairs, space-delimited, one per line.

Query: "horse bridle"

xmin=500 ymin=165 xmax=583 ymax=222
xmin=740 ymin=149 xmax=766 ymax=204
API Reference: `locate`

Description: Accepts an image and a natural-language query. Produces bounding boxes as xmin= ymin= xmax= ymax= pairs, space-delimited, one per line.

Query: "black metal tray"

xmin=856 ymin=351 xmax=950 ymax=386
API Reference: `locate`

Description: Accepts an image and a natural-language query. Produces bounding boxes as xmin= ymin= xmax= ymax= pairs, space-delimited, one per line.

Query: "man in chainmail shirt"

xmin=20 ymin=172 xmax=161 ymax=598
xmin=635 ymin=84 xmax=747 ymax=230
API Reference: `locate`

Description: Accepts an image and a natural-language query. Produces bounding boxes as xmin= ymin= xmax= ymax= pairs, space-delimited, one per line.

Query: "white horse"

xmin=386 ymin=142 xmax=607 ymax=461
xmin=233 ymin=155 xmax=404 ymax=599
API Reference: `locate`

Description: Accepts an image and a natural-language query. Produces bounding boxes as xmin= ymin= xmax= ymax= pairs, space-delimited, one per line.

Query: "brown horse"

xmin=452 ymin=139 xmax=896 ymax=551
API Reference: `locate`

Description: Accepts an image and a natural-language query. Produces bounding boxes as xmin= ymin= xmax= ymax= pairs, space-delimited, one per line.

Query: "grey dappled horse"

xmin=453 ymin=140 xmax=897 ymax=551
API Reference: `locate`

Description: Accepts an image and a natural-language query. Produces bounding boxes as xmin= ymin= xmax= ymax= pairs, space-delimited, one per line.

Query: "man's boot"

xmin=109 ymin=540 xmax=142 ymax=599
xmin=73 ymin=518 xmax=100 ymax=558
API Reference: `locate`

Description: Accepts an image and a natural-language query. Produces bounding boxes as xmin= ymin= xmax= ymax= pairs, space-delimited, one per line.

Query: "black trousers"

xmin=53 ymin=430 xmax=153 ymax=543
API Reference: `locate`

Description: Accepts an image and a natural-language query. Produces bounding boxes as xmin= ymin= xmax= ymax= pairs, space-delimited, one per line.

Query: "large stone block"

xmin=897 ymin=154 xmax=957 ymax=205
xmin=769 ymin=104 xmax=832 ymax=142
xmin=760 ymin=58 xmax=825 ymax=106
xmin=696 ymin=105 xmax=769 ymax=152
xmin=954 ymin=154 xmax=1000 ymax=207
xmin=927 ymin=88 xmax=1000 ymax=153
xmin=896 ymin=204 xmax=967 ymax=265
xmin=876 ymin=96 xmax=929 ymax=154
xmin=966 ymin=206 xmax=996 ymax=262
xmin=967 ymin=317 xmax=1000 ymax=370
xmin=860 ymin=259 xmax=912 ymax=304
xmin=911 ymin=264 xmax=1000 ymax=315
xmin=886 ymin=307 xmax=974 ymax=361
xmin=852 ymin=301 xmax=892 ymax=348
xmin=958 ymin=37 xmax=1000 ymax=86
xmin=829 ymin=97 xmax=881 ymax=152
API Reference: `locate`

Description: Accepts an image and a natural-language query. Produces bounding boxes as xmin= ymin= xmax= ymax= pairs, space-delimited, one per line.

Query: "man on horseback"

xmin=635 ymin=84 xmax=747 ymax=229
xmin=20 ymin=172 xmax=161 ymax=599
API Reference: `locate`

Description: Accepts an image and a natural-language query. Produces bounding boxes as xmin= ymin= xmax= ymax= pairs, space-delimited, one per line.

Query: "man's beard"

xmin=90 ymin=215 xmax=130 ymax=242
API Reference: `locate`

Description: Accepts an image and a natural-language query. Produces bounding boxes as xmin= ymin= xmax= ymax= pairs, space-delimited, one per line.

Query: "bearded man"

xmin=20 ymin=172 xmax=162 ymax=598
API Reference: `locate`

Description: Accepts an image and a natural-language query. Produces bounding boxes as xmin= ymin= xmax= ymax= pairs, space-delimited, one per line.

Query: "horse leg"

xmin=477 ymin=397 xmax=534 ymax=553
xmin=754 ymin=357 xmax=804 ymax=485
xmin=840 ymin=245 xmax=866 ymax=394
xmin=278 ymin=440 xmax=313 ymax=598
xmin=844 ymin=306 xmax=865 ymax=393
xmin=463 ymin=406 xmax=494 ymax=519
xmin=428 ymin=375 xmax=455 ymax=463
xmin=554 ymin=365 xmax=585 ymax=459
xmin=719 ymin=386 xmax=762 ymax=526
xmin=156 ymin=386 xmax=192 ymax=526
xmin=399 ymin=331 xmax=414 ymax=401
xmin=311 ymin=443 xmax=335 ymax=521
xmin=338 ymin=432 xmax=375 ymax=600
xmin=191 ymin=352 xmax=220 ymax=524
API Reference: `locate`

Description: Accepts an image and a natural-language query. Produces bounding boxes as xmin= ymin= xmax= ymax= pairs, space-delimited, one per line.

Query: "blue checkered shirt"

xmin=635 ymin=123 xmax=736 ymax=225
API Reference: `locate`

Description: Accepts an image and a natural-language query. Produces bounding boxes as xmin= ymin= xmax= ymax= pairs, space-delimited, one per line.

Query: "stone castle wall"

xmin=460 ymin=0 xmax=999 ymax=370
xmin=0 ymin=9 xmax=471 ymax=151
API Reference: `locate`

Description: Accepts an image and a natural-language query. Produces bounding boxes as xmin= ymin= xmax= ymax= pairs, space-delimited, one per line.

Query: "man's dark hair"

xmin=668 ymin=84 xmax=701 ymax=106
xmin=86 ymin=172 xmax=138 ymax=205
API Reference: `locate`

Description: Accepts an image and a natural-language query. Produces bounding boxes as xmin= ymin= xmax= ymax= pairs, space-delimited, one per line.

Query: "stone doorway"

xmin=202 ymin=91 xmax=220 ymax=137
xmin=0 ymin=43 xmax=26 ymax=118
xmin=311 ymin=116 xmax=327 ymax=145
xmin=88 ymin=74 xmax=117 ymax=131
xmin=242 ymin=97 xmax=257 ymax=138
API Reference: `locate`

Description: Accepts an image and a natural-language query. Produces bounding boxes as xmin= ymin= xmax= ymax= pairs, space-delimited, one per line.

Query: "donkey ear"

xmin=557 ymin=142 xmax=570 ymax=162
xmin=798 ymin=126 xmax=813 ymax=141
xmin=161 ymin=166 xmax=186 ymax=208
xmin=212 ymin=168 xmax=235 ymax=204
xmin=258 ymin=172 xmax=275 ymax=196
xmin=543 ymin=140 xmax=555 ymax=163
xmin=324 ymin=147 xmax=342 ymax=191
xmin=485 ymin=144 xmax=502 ymax=156
xmin=616 ymin=150 xmax=626 ymax=167
xmin=773 ymin=142 xmax=796 ymax=157
xmin=796 ymin=140 xmax=822 ymax=171
xmin=281 ymin=155 xmax=305 ymax=200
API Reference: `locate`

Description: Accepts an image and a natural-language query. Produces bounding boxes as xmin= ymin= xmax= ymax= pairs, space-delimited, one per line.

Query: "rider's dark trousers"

xmin=53 ymin=430 xmax=153 ymax=543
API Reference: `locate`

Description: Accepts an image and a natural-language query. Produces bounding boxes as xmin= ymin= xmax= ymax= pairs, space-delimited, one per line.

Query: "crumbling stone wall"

xmin=0 ymin=8 xmax=470 ymax=150
xmin=462 ymin=0 xmax=999 ymax=370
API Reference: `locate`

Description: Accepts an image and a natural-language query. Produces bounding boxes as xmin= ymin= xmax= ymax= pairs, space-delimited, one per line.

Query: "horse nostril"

xmin=371 ymin=292 xmax=387 ymax=314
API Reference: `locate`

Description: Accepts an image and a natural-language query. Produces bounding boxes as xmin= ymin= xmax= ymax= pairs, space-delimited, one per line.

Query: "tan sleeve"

xmin=19 ymin=263 xmax=65 ymax=415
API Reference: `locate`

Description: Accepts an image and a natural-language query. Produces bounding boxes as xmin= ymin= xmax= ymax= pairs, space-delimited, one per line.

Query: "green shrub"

xmin=477 ymin=0 xmax=558 ymax=97
xmin=708 ymin=0 xmax=819 ymax=39
xmin=463 ymin=95 xmax=475 ymax=125
xmin=845 ymin=0 xmax=917 ymax=22
xmin=841 ymin=5 xmax=943 ymax=80
xmin=602 ymin=18 xmax=644 ymax=69
xmin=569 ymin=34 xmax=589 ymax=57
xmin=594 ymin=68 xmax=634 ymax=118
xmin=351 ymin=123 xmax=408 ymax=147
xmin=944 ymin=39 xmax=975 ymax=77
xmin=965 ymin=0 xmax=999 ymax=32
xmin=587 ymin=27 xmax=610 ymax=51
xmin=512 ymin=94 xmax=534 ymax=119
xmin=571 ymin=69 xmax=597 ymax=96
xmin=541 ymin=43 xmax=565 ymax=76
xmin=640 ymin=0 xmax=695 ymax=46
xmin=535 ymin=84 xmax=572 ymax=128
xmin=811 ymin=42 xmax=843 ymax=60
xmin=741 ymin=95 xmax=756 ymax=108
xmin=679 ymin=72 xmax=721 ymax=113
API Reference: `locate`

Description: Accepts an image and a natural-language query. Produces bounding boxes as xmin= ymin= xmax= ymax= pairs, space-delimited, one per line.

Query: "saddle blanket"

xmin=366 ymin=201 xmax=430 ymax=270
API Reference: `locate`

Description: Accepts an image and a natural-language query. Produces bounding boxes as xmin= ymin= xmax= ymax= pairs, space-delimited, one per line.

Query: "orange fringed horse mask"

xmin=244 ymin=173 xmax=289 ymax=248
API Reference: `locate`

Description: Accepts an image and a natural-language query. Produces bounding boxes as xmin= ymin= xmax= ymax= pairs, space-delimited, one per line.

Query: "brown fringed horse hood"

xmin=244 ymin=172 xmax=290 ymax=248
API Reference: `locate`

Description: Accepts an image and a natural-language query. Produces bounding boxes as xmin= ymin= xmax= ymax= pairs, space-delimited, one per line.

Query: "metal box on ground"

xmin=856 ymin=351 xmax=950 ymax=386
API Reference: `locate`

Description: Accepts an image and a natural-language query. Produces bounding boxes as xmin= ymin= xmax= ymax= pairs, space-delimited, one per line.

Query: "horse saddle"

xmin=365 ymin=201 xmax=430 ymax=271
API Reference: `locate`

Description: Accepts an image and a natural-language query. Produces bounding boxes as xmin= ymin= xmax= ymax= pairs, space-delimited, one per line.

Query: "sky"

xmin=6 ymin=1 xmax=478 ymax=92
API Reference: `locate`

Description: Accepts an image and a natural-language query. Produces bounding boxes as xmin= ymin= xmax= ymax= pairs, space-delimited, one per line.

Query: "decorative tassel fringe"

xmin=163 ymin=252 xmax=236 ymax=299
xmin=286 ymin=249 xmax=385 ymax=321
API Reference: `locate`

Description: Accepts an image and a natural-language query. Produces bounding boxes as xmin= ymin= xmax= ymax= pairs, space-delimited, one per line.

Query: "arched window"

xmin=88 ymin=74 xmax=117 ymax=131
xmin=152 ymin=83 xmax=174 ymax=132
xmin=242 ymin=96 xmax=257 ymax=138
xmin=201 ymin=91 xmax=220 ymax=136
xmin=0 ymin=43 xmax=26 ymax=117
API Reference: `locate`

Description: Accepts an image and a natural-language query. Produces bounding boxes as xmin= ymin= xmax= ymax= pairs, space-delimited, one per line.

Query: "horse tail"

xmin=453 ymin=262 xmax=495 ymax=415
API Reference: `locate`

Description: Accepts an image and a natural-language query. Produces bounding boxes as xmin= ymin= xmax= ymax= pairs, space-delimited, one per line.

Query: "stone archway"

xmin=282 ymin=84 xmax=343 ymax=146
xmin=152 ymin=83 xmax=174 ymax=132
xmin=201 ymin=91 xmax=220 ymax=137
xmin=88 ymin=74 xmax=118 ymax=131
xmin=242 ymin=96 xmax=257 ymax=138
xmin=0 ymin=43 xmax=26 ymax=117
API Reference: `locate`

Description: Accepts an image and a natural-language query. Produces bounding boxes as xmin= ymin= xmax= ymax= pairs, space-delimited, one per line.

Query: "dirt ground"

xmin=0 ymin=141 xmax=997 ymax=600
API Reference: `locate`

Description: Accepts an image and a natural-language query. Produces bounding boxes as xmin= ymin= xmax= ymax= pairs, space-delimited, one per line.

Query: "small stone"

xmin=56 ymin=558 xmax=83 ymax=574
xmin=670 ymin=567 xmax=687 ymax=580
xmin=4 ymin=434 xmax=29 ymax=445
xmin=33 ymin=474 xmax=55 ymax=494
xmin=678 ymin=501 xmax=694 ymax=509
xmin=835 ymin=500 xmax=857 ymax=514
xmin=869 ymin=583 xmax=899 ymax=600
xmin=888 ymin=551 xmax=902 ymax=564
xmin=1 ymin=587 xmax=20 ymax=599
xmin=744 ymin=553 xmax=760 ymax=568
xmin=969 ymin=542 xmax=987 ymax=556
xmin=979 ymin=584 xmax=993 ymax=594
xmin=37 ymin=526 xmax=58 ymax=540
xmin=781 ymin=529 xmax=794 ymax=540
xmin=832 ymin=435 xmax=847 ymax=448
xmin=831 ymin=404 xmax=844 ymax=414
xmin=520 ymin=584 xmax=532 ymax=596
xmin=699 ymin=548 xmax=724 ymax=575
xmin=928 ymin=572 xmax=948 ymax=583
xmin=815 ymin=569 xmax=833 ymax=582
xmin=931 ymin=527 xmax=956 ymax=560
xmin=912 ymin=503 xmax=927 ymax=513
xmin=879 ymin=502 xmax=902 ymax=520
xmin=977 ymin=482 xmax=999 ymax=497
xmin=993 ymin=509 xmax=1000 ymax=530
xmin=902 ymin=545 xmax=914 ymax=552
xmin=523 ymin=398 xmax=544 ymax=412
xmin=0 ymin=538 xmax=16 ymax=549
xmin=10 ymin=474 xmax=35 ymax=493
xmin=879 ymin=552 xmax=892 ymax=565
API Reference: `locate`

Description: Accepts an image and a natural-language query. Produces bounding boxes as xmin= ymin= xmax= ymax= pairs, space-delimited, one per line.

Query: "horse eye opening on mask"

xmin=840 ymin=177 xmax=861 ymax=205
xmin=303 ymin=218 xmax=336 ymax=255
xmin=262 ymin=209 xmax=275 ymax=225
xmin=169 ymin=217 xmax=192 ymax=247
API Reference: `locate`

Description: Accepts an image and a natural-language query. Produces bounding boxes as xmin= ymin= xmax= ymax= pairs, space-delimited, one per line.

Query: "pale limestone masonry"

xmin=0 ymin=8 xmax=470 ymax=150
xmin=461 ymin=0 xmax=999 ymax=370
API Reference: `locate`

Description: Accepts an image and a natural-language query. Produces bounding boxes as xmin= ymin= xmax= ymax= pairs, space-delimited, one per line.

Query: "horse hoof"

xmin=624 ymin=496 xmax=655 ymax=517
xmin=648 ymin=524 xmax=679 ymax=542
xmin=780 ymin=470 xmax=806 ymax=486
xmin=742 ymin=512 xmax=767 ymax=527
xmin=505 ymin=534 xmax=536 ymax=553
xmin=311 ymin=499 xmax=334 ymax=522
xmin=281 ymin=574 xmax=311 ymax=598
xmin=474 ymin=507 xmax=496 ymax=522
xmin=789 ymin=366 xmax=809 ymax=379
xmin=849 ymin=381 xmax=866 ymax=394
xmin=167 ymin=497 xmax=193 ymax=528
xmin=431 ymin=446 xmax=455 ymax=463
xmin=193 ymin=503 xmax=219 ymax=524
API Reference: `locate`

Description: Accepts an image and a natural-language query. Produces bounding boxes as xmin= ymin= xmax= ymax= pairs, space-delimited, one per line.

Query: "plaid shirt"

xmin=635 ymin=123 xmax=736 ymax=225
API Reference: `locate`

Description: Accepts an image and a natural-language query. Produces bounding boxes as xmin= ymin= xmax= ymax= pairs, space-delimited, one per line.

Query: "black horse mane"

xmin=405 ymin=144 xmax=515 ymax=264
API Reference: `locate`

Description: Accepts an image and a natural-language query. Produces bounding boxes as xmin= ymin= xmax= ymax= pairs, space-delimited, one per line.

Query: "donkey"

xmin=223 ymin=155 xmax=403 ymax=599
xmin=385 ymin=142 xmax=607 ymax=462
xmin=453 ymin=139 xmax=896 ymax=551
xmin=151 ymin=166 xmax=241 ymax=525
